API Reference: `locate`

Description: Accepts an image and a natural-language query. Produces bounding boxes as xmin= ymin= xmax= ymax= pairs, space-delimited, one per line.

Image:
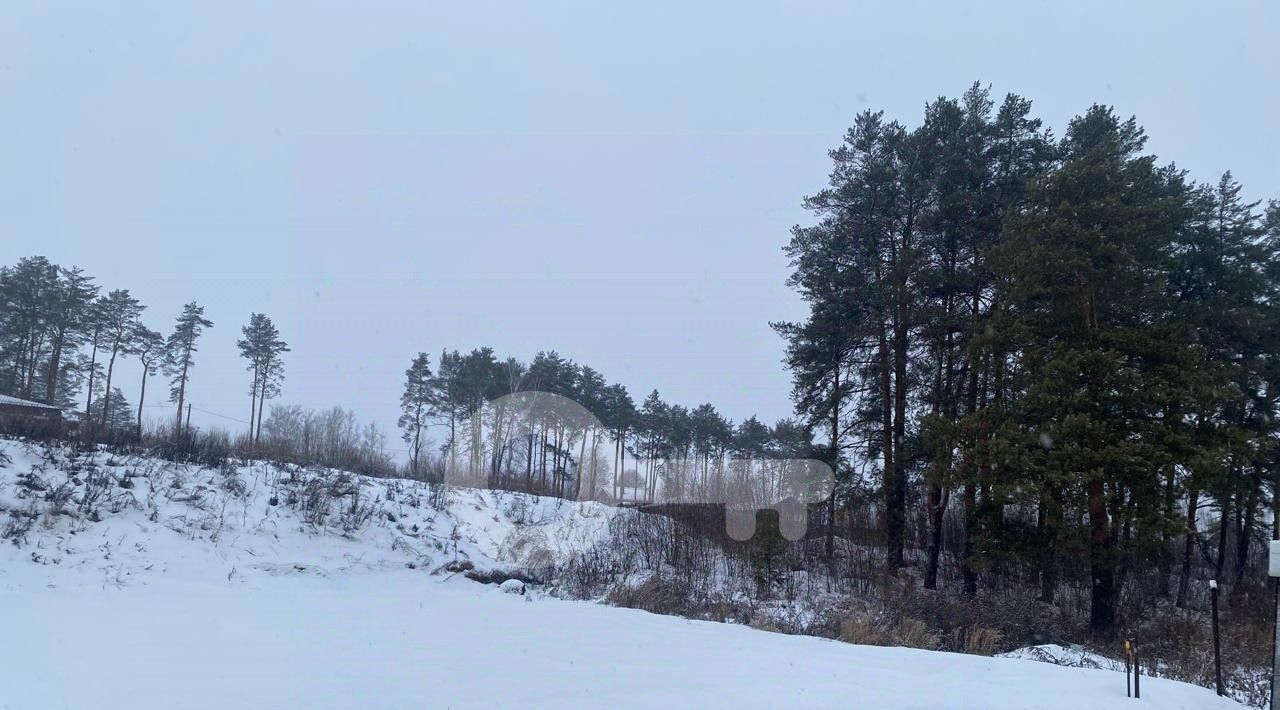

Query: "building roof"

xmin=0 ymin=394 xmax=63 ymax=411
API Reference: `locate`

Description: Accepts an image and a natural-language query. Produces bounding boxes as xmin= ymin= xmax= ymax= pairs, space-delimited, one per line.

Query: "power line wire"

xmin=139 ymin=402 xmax=416 ymax=453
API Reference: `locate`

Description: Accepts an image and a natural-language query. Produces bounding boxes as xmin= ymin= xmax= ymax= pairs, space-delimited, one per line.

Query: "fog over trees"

xmin=2 ymin=82 xmax=1278 ymax=698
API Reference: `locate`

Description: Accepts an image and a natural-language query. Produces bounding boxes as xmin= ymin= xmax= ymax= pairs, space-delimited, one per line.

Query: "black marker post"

xmin=1211 ymin=579 xmax=1223 ymax=696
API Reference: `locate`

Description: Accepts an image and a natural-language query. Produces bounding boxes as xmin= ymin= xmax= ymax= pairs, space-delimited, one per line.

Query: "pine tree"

xmin=0 ymin=258 xmax=96 ymax=405
xmin=777 ymin=87 xmax=1280 ymax=622
xmin=42 ymin=265 xmax=97 ymax=405
xmin=398 ymin=352 xmax=435 ymax=477
xmin=600 ymin=382 xmax=636 ymax=502
xmin=90 ymin=385 xmax=133 ymax=432
xmin=131 ymin=326 xmax=164 ymax=435
xmin=774 ymin=230 xmax=863 ymax=558
xmin=573 ymin=365 xmax=607 ymax=499
xmin=165 ymin=302 xmax=213 ymax=436
xmin=458 ymin=347 xmax=501 ymax=483
xmin=993 ymin=106 xmax=1194 ymax=633
xmin=637 ymin=390 xmax=669 ymax=503
xmin=82 ymin=299 xmax=107 ymax=431
xmin=94 ymin=289 xmax=145 ymax=431
xmin=0 ymin=257 xmax=60 ymax=398
xmin=434 ymin=350 xmax=465 ymax=477
xmin=785 ymin=108 xmax=931 ymax=570
xmin=237 ymin=313 xmax=289 ymax=448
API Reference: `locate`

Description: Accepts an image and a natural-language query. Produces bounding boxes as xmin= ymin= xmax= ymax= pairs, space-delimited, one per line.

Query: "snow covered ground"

xmin=0 ymin=439 xmax=1249 ymax=709
xmin=1 ymin=570 xmax=1246 ymax=710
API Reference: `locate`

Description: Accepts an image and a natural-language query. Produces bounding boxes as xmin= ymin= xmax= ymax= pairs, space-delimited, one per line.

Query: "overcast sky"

xmin=2 ymin=2 xmax=1276 ymax=454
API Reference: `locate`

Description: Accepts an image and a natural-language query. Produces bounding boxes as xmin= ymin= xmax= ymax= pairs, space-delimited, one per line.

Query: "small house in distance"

xmin=0 ymin=394 xmax=63 ymax=437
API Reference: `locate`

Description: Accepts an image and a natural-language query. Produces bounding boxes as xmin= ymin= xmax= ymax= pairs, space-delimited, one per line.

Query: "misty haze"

xmin=1 ymin=3 xmax=1277 ymax=709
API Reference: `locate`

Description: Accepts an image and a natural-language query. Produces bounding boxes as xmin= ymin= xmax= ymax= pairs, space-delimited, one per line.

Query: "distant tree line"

xmin=777 ymin=83 xmax=1280 ymax=634
xmin=1 ymin=257 xmax=820 ymax=497
xmin=254 ymin=404 xmax=393 ymax=477
xmin=395 ymin=348 xmax=815 ymax=501
xmin=0 ymin=256 xmax=292 ymax=449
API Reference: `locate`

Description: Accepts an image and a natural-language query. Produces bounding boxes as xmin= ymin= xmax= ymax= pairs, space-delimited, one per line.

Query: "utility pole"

xmin=1269 ymin=540 xmax=1280 ymax=710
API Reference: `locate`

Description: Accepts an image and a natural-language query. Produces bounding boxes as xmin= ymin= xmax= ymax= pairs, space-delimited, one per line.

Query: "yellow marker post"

xmin=1125 ymin=640 xmax=1132 ymax=698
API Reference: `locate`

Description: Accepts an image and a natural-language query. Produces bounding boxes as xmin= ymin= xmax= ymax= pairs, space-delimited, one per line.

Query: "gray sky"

xmin=2 ymin=2 xmax=1277 ymax=452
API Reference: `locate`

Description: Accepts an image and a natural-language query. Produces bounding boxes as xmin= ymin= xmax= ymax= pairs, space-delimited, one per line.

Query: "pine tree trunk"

xmin=525 ymin=428 xmax=534 ymax=491
xmin=410 ymin=406 xmax=422 ymax=477
xmin=137 ymin=365 xmax=148 ymax=436
xmin=1159 ymin=462 xmax=1177 ymax=598
xmin=85 ymin=331 xmax=100 ymax=437
xmin=1177 ymin=489 xmax=1199 ymax=608
xmin=255 ymin=366 xmax=268 ymax=449
xmin=1215 ymin=493 xmax=1232 ymax=581
xmin=100 ymin=343 xmax=119 ymax=429
xmin=1088 ymin=477 xmax=1115 ymax=634
xmin=248 ymin=364 xmax=260 ymax=449
xmin=488 ymin=404 xmax=506 ymax=489
xmin=1039 ymin=486 xmax=1060 ymax=603
xmin=889 ymin=311 xmax=908 ymax=570
xmin=576 ymin=427 xmax=587 ymax=500
xmin=961 ymin=482 xmax=978 ymax=595
xmin=960 ymin=358 xmax=981 ymax=596
xmin=1235 ymin=469 xmax=1260 ymax=582
xmin=924 ymin=482 xmax=947 ymax=590
xmin=44 ymin=328 xmax=65 ymax=404
xmin=448 ymin=413 xmax=457 ymax=478
xmin=587 ymin=428 xmax=599 ymax=501
xmin=877 ymin=313 xmax=894 ymax=570
xmin=539 ymin=427 xmax=548 ymax=490
xmin=175 ymin=350 xmax=190 ymax=437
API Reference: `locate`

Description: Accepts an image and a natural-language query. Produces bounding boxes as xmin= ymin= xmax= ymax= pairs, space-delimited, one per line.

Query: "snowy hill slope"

xmin=0 ymin=439 xmax=616 ymax=590
xmin=0 ymin=438 xmax=1248 ymax=709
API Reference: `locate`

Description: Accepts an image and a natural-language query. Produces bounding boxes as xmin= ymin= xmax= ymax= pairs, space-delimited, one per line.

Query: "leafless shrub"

xmin=300 ymin=478 xmax=330 ymax=526
xmin=1133 ymin=598 xmax=1270 ymax=707
xmin=883 ymin=584 xmax=1061 ymax=654
xmin=1 ymin=500 xmax=39 ymax=544
xmin=957 ymin=625 xmax=1003 ymax=656
xmin=79 ymin=464 xmax=112 ymax=515
xmin=254 ymin=405 xmax=396 ymax=478
xmin=748 ymin=615 xmax=782 ymax=633
xmin=606 ymin=574 xmax=695 ymax=616
xmin=44 ymin=481 xmax=74 ymax=514
xmin=327 ymin=472 xmax=358 ymax=497
xmin=897 ymin=617 xmax=941 ymax=650
xmin=144 ymin=426 xmax=233 ymax=468
xmin=340 ymin=491 xmax=378 ymax=533
xmin=464 ymin=567 xmax=542 ymax=586
xmin=15 ymin=470 xmax=47 ymax=494
xmin=219 ymin=464 xmax=248 ymax=498
xmin=839 ymin=610 xmax=888 ymax=646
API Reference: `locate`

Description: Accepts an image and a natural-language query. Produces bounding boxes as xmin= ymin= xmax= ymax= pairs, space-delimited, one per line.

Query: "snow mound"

xmin=1000 ymin=643 xmax=1126 ymax=672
